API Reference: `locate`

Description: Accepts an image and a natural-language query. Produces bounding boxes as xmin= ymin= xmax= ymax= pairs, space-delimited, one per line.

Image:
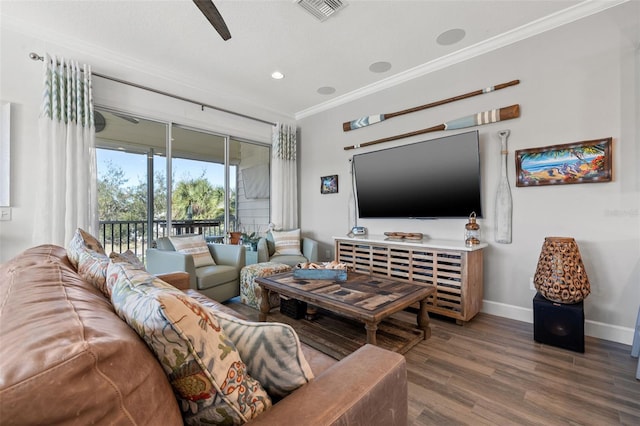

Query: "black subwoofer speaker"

xmin=533 ymin=292 xmax=585 ymax=353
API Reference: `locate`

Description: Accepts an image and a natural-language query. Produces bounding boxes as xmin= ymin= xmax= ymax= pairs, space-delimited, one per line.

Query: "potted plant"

xmin=241 ymin=232 xmax=260 ymax=251
xmin=229 ymin=231 xmax=242 ymax=245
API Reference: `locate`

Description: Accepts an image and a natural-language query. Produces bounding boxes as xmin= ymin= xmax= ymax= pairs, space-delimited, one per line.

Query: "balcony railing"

xmin=98 ymin=219 xmax=231 ymax=262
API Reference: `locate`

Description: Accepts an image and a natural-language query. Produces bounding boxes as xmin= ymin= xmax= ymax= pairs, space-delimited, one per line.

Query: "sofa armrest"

xmin=302 ymin=238 xmax=319 ymax=263
xmin=146 ymin=248 xmax=197 ymax=287
xmin=208 ymin=243 xmax=246 ymax=273
xmin=256 ymin=238 xmax=270 ymax=263
xmin=246 ymin=344 xmax=407 ymax=425
xmin=156 ymin=271 xmax=191 ymax=290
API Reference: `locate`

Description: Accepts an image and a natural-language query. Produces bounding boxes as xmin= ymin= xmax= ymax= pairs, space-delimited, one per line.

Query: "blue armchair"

xmin=256 ymin=231 xmax=319 ymax=266
xmin=146 ymin=236 xmax=245 ymax=302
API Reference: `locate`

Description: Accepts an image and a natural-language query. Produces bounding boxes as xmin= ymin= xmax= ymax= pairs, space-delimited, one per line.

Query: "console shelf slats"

xmin=334 ymin=236 xmax=485 ymax=324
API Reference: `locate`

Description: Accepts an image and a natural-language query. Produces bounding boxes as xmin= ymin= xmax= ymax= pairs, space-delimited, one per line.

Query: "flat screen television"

xmin=352 ymin=130 xmax=482 ymax=219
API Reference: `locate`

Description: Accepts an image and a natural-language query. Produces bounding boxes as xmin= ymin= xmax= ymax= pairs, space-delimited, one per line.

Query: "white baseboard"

xmin=481 ymin=300 xmax=635 ymax=346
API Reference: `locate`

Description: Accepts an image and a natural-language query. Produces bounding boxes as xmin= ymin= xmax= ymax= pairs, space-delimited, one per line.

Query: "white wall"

xmin=298 ymin=3 xmax=639 ymax=343
xmin=1 ymin=3 xmax=638 ymax=344
xmin=0 ymin=23 xmax=291 ymax=262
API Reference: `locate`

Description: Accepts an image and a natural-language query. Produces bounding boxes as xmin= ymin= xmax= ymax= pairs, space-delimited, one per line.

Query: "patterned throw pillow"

xmin=67 ymin=228 xmax=110 ymax=295
xmin=271 ymin=229 xmax=302 ymax=256
xmin=67 ymin=228 xmax=105 ymax=268
xmin=169 ymin=234 xmax=216 ymax=268
xmin=77 ymin=249 xmax=111 ymax=296
xmin=212 ymin=310 xmax=314 ymax=399
xmin=109 ymin=250 xmax=145 ymax=270
xmin=108 ymin=263 xmax=271 ymax=425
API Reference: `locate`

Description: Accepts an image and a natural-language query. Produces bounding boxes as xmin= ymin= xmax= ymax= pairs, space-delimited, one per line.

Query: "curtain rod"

xmin=29 ymin=52 xmax=276 ymax=127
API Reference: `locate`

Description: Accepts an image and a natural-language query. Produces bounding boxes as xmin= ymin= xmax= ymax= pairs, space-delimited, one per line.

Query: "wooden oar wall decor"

xmin=343 ymin=79 xmax=519 ymax=132
xmin=343 ymin=104 xmax=520 ymax=151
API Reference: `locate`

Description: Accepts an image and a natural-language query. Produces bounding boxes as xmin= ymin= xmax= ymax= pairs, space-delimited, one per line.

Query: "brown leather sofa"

xmin=0 ymin=245 xmax=408 ymax=425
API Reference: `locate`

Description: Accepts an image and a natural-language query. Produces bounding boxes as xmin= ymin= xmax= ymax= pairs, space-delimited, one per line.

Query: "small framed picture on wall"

xmin=321 ymin=175 xmax=338 ymax=194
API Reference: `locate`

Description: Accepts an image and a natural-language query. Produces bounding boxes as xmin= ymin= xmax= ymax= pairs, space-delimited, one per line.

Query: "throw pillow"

xmin=109 ymin=249 xmax=145 ymax=270
xmin=169 ymin=234 xmax=216 ymax=268
xmin=77 ymin=249 xmax=110 ymax=296
xmin=266 ymin=238 xmax=276 ymax=257
xmin=271 ymin=229 xmax=302 ymax=256
xmin=211 ymin=310 xmax=314 ymax=399
xmin=108 ymin=262 xmax=271 ymax=425
xmin=67 ymin=228 xmax=110 ymax=296
xmin=67 ymin=228 xmax=105 ymax=268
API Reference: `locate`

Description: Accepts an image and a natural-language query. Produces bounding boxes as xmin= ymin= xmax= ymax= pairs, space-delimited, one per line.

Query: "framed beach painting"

xmin=515 ymin=137 xmax=612 ymax=187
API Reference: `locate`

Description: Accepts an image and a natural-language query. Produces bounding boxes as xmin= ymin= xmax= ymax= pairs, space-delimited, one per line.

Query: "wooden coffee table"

xmin=255 ymin=271 xmax=435 ymax=345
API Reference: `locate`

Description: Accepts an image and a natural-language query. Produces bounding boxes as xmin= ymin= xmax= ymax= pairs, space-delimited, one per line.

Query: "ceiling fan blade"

xmin=193 ymin=0 xmax=231 ymax=41
xmin=112 ymin=112 xmax=140 ymax=124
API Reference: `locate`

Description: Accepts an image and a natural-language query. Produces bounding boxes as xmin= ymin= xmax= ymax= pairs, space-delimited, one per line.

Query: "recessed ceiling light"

xmin=369 ymin=61 xmax=392 ymax=73
xmin=271 ymin=71 xmax=285 ymax=80
xmin=317 ymin=86 xmax=336 ymax=95
xmin=436 ymin=28 xmax=466 ymax=46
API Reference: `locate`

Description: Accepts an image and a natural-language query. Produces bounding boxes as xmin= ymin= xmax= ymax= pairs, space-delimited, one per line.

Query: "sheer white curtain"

xmin=32 ymin=54 xmax=97 ymax=246
xmin=270 ymin=123 xmax=298 ymax=230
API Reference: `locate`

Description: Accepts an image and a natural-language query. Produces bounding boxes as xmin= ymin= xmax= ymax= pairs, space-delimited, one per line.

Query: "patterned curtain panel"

xmin=32 ymin=53 xmax=98 ymax=246
xmin=270 ymin=123 xmax=298 ymax=230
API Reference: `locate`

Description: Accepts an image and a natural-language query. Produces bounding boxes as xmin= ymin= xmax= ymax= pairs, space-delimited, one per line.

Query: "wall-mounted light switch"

xmin=0 ymin=207 xmax=11 ymax=221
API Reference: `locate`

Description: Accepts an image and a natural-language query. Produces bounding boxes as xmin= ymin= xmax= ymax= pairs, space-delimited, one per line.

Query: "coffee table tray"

xmin=292 ymin=267 xmax=347 ymax=281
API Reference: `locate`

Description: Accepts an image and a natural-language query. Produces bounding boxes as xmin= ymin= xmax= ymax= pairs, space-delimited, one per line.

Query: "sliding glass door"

xmin=95 ymin=109 xmax=167 ymax=257
xmin=170 ymin=125 xmax=229 ymax=241
xmin=231 ymin=137 xmax=270 ymax=237
xmin=94 ymin=108 xmax=270 ymax=260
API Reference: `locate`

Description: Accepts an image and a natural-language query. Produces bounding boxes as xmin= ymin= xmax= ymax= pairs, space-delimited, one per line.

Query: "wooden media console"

xmin=334 ymin=236 xmax=487 ymax=324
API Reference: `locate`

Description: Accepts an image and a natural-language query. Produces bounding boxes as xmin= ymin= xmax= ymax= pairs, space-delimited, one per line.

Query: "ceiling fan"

xmin=94 ymin=111 xmax=139 ymax=133
xmin=193 ymin=0 xmax=231 ymax=41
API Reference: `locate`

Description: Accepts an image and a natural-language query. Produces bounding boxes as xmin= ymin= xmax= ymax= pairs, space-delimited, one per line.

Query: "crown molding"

xmin=295 ymin=0 xmax=630 ymax=120
xmin=3 ymin=1 xmax=628 ymax=123
xmin=2 ymin=14 xmax=292 ymax=124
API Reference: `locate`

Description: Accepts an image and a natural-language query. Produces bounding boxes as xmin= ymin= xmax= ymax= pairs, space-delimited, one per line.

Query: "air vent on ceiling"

xmin=297 ymin=0 xmax=347 ymax=22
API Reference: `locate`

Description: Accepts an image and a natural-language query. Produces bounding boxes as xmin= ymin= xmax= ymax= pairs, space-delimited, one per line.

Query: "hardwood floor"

xmin=398 ymin=311 xmax=640 ymax=426
xmin=227 ymin=299 xmax=639 ymax=425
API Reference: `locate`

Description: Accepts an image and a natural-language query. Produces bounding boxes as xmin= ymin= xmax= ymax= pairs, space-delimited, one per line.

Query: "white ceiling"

xmin=1 ymin=0 xmax=626 ymax=119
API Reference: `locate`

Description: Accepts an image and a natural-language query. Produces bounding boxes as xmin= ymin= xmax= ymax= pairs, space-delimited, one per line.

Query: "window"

xmin=94 ymin=108 xmax=270 ymax=260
